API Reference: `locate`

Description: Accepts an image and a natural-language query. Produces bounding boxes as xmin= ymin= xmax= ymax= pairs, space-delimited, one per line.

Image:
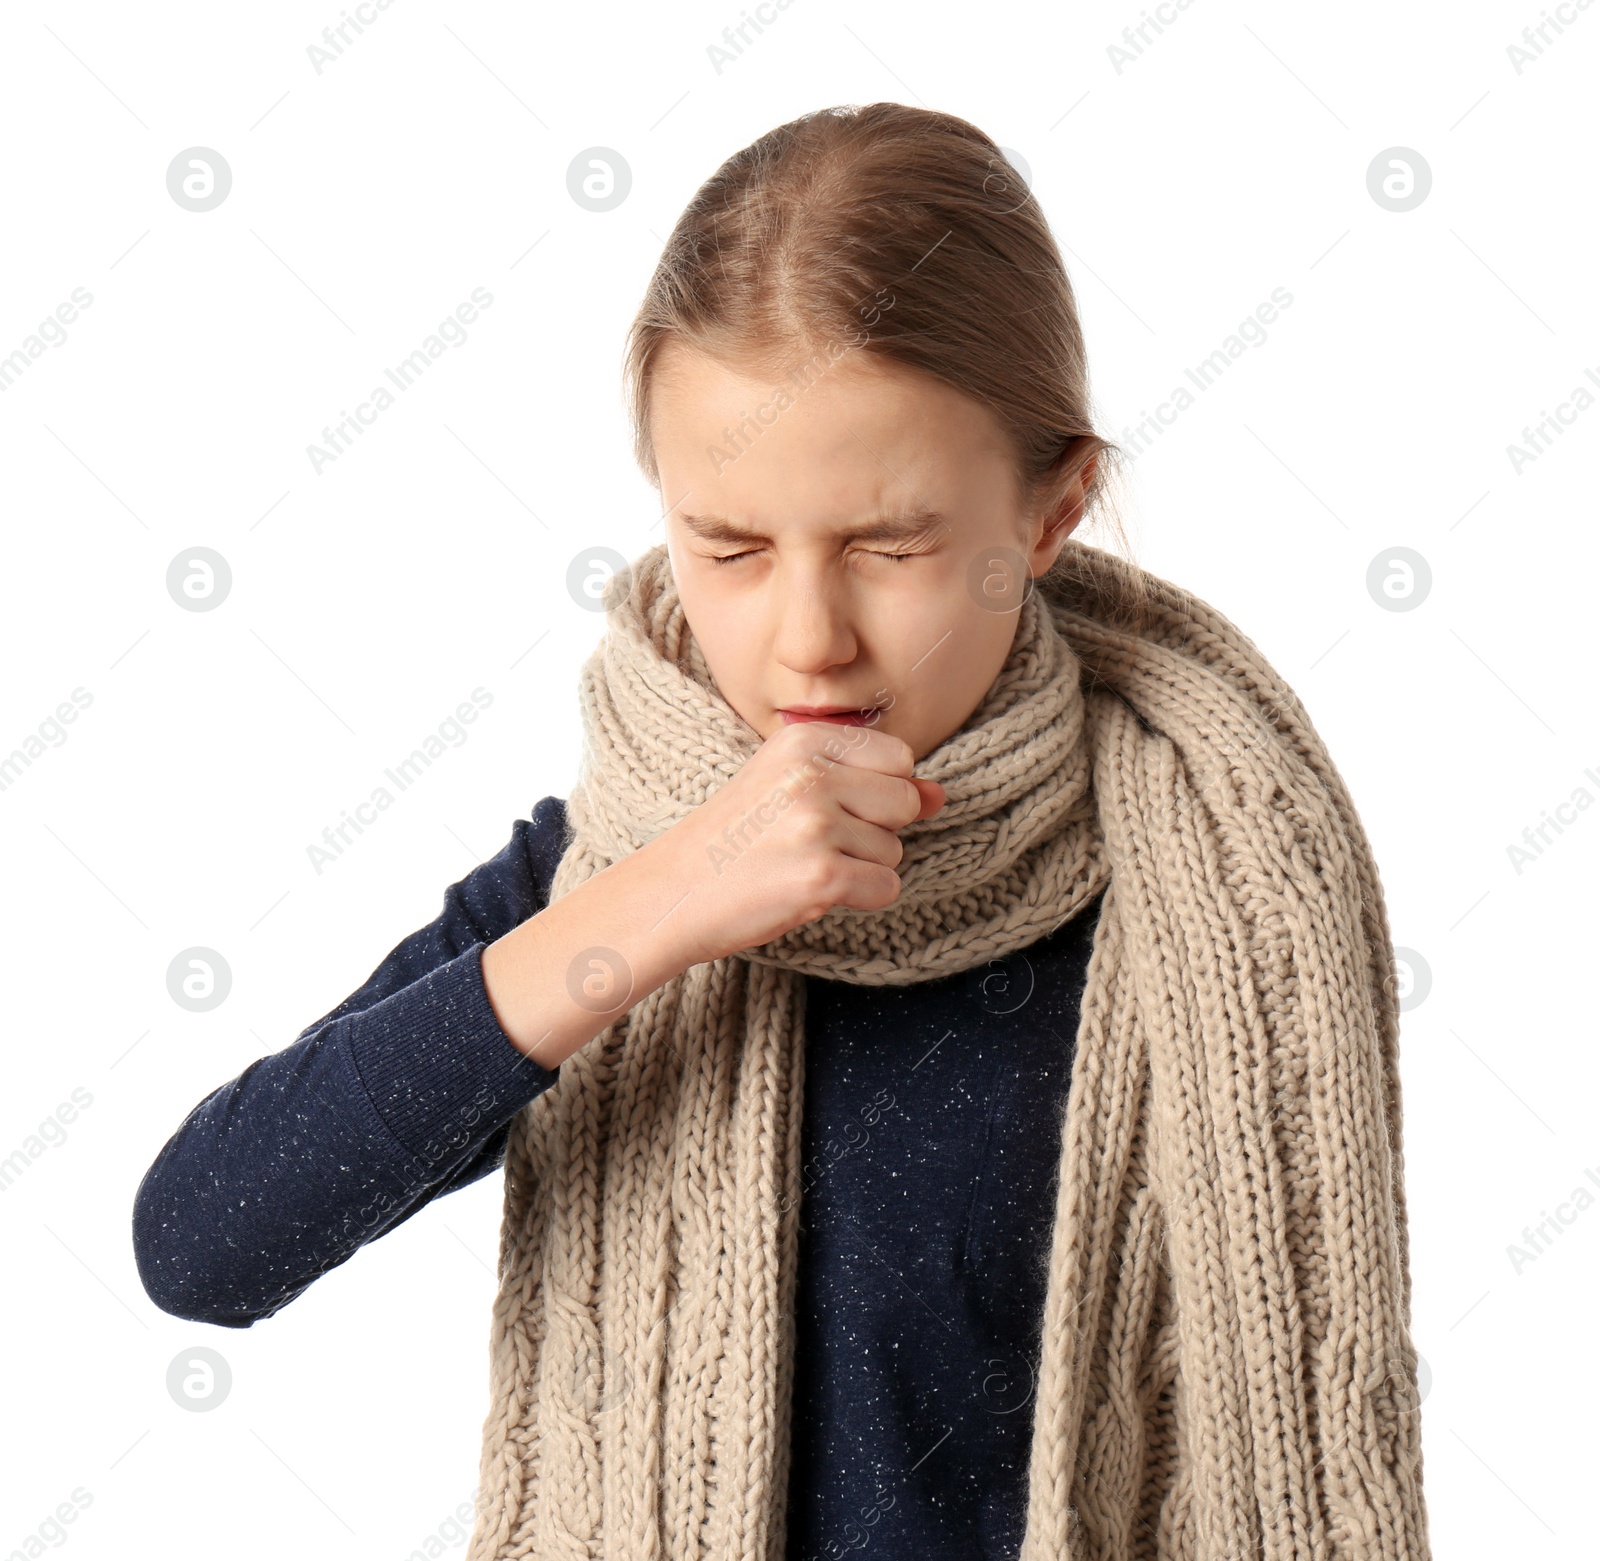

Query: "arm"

xmin=133 ymin=791 xmax=714 ymax=1330
xmin=132 ymin=801 xmax=574 ymax=1327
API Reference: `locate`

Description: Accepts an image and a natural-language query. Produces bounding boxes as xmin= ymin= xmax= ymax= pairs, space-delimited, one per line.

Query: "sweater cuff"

xmin=344 ymin=941 xmax=560 ymax=1177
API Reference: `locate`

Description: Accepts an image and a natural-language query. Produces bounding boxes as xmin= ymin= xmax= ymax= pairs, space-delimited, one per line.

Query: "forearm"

xmin=480 ymin=836 xmax=696 ymax=1069
xmin=132 ymin=946 xmax=549 ymax=1327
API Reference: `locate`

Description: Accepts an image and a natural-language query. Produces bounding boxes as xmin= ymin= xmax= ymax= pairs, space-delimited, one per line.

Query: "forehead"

xmin=649 ymin=341 xmax=1016 ymax=523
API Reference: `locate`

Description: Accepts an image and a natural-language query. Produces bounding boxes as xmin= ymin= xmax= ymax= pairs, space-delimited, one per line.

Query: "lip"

xmin=778 ymin=704 xmax=886 ymax=727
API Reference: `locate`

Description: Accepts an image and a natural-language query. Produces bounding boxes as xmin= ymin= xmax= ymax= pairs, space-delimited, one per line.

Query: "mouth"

xmin=778 ymin=704 xmax=886 ymax=727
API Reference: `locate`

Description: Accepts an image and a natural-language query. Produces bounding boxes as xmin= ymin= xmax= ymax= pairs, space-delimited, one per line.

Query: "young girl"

xmin=134 ymin=103 xmax=1431 ymax=1560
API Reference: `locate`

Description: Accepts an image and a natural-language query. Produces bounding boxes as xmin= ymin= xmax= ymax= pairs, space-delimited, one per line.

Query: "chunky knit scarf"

xmin=463 ymin=540 xmax=1430 ymax=1561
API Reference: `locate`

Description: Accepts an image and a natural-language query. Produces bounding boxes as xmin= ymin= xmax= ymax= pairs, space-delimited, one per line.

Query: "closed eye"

xmin=707 ymin=549 xmax=920 ymax=567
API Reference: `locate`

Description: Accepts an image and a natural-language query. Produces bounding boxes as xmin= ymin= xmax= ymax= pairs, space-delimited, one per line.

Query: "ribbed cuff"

xmin=344 ymin=941 xmax=560 ymax=1177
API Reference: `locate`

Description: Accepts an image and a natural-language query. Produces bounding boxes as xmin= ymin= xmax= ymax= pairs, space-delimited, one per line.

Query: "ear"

xmin=1027 ymin=445 xmax=1098 ymax=577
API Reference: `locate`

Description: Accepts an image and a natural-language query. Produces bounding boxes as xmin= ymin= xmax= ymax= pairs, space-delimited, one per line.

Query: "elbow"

xmin=134 ymin=1251 xmax=261 ymax=1330
xmin=131 ymin=1173 xmax=265 ymax=1330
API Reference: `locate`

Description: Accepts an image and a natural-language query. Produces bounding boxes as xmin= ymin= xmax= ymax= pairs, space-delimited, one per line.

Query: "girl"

xmin=134 ymin=102 xmax=1431 ymax=1560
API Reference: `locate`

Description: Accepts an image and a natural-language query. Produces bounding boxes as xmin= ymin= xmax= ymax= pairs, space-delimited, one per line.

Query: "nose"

xmin=772 ymin=568 xmax=858 ymax=676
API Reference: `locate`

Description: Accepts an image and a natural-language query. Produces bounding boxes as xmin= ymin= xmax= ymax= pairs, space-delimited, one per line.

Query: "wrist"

xmin=479 ymin=843 xmax=696 ymax=1069
xmin=614 ymin=831 xmax=707 ymax=981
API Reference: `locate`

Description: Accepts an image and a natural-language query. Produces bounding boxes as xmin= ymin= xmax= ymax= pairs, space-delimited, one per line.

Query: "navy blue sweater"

xmin=133 ymin=795 xmax=1101 ymax=1561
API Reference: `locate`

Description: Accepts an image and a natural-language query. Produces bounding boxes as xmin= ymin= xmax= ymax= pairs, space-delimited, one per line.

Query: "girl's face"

xmin=650 ymin=342 xmax=1089 ymax=761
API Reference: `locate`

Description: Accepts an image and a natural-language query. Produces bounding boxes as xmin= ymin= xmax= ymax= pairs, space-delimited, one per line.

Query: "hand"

xmin=639 ymin=720 xmax=946 ymax=969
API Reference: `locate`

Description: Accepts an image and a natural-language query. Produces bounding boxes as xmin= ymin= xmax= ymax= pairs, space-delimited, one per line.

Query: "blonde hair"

xmin=622 ymin=101 xmax=1139 ymax=602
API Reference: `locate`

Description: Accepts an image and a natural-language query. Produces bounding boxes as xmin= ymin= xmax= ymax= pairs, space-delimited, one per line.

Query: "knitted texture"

xmin=462 ymin=540 xmax=1430 ymax=1561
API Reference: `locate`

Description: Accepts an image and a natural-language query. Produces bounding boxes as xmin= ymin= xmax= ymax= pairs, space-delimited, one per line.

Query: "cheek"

xmin=676 ymin=574 xmax=756 ymax=675
xmin=959 ymin=615 xmax=1015 ymax=683
xmin=937 ymin=585 xmax=1022 ymax=688
xmin=877 ymin=580 xmax=1001 ymax=681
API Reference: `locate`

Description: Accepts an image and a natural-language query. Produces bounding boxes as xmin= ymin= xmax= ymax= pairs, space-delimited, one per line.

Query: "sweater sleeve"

xmin=131 ymin=796 xmax=573 ymax=1329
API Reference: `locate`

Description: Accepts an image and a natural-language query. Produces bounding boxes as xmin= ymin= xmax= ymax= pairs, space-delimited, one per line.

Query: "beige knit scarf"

xmin=464 ymin=539 xmax=1430 ymax=1561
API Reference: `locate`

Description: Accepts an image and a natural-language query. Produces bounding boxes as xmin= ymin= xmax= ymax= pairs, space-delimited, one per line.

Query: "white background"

xmin=1 ymin=1 xmax=1594 ymax=1556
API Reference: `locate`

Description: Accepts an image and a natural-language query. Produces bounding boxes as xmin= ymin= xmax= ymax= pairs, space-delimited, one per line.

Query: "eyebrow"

xmin=677 ymin=509 xmax=949 ymax=546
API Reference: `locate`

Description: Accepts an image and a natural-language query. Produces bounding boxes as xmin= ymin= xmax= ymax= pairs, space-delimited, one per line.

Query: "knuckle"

xmin=801 ymin=857 xmax=840 ymax=905
xmin=783 ymin=721 xmax=836 ymax=760
xmin=803 ymin=853 xmax=837 ymax=892
xmin=791 ymin=805 xmax=830 ymax=844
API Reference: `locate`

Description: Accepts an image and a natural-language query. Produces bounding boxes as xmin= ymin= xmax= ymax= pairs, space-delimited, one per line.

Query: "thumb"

xmin=910 ymin=778 xmax=946 ymax=821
